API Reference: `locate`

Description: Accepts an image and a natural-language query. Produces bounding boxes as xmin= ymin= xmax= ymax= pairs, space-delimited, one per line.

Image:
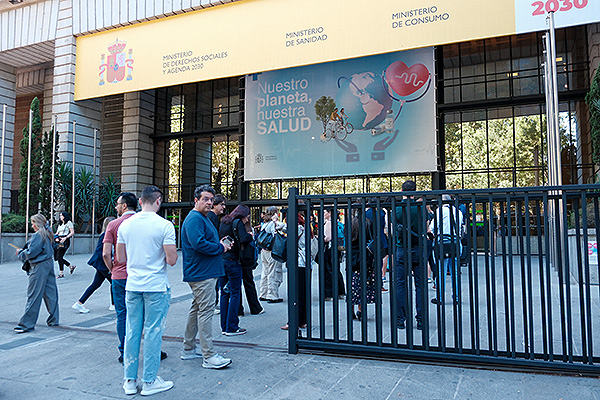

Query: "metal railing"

xmin=286 ymin=185 xmax=600 ymax=374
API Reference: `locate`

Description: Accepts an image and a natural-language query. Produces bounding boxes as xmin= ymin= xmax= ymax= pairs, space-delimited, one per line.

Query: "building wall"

xmin=1 ymin=0 xmax=244 ymax=51
xmin=0 ymin=62 xmax=15 ymax=214
xmin=589 ymin=23 xmax=600 ymax=78
xmin=100 ymin=94 xmax=124 ymax=180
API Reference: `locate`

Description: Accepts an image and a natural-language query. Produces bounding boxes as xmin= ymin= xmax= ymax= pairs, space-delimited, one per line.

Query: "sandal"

xmin=56 ymin=273 xmax=64 ymax=279
xmin=69 ymin=265 xmax=76 ymax=274
xmin=280 ymin=324 xmax=289 ymax=330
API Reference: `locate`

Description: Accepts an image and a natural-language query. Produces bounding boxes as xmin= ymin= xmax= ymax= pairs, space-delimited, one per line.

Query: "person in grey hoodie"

xmin=14 ymin=213 xmax=59 ymax=333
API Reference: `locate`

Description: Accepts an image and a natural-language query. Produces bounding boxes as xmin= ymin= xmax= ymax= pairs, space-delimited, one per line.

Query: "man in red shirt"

xmin=101 ymin=192 xmax=139 ymax=363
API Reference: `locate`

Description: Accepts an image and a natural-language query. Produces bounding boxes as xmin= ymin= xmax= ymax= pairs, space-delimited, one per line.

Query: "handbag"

xmin=271 ymin=232 xmax=287 ymax=263
xmin=434 ymin=234 xmax=460 ymax=259
xmin=256 ymin=229 xmax=274 ymax=250
xmin=54 ymin=235 xmax=66 ymax=250
xmin=21 ymin=260 xmax=31 ymax=273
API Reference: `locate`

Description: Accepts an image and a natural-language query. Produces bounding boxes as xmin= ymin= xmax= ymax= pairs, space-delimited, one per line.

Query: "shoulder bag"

xmin=256 ymin=228 xmax=274 ymax=250
xmin=271 ymin=231 xmax=287 ymax=263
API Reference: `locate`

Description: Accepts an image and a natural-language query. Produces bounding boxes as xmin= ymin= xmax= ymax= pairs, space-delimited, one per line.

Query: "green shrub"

xmin=1 ymin=213 xmax=26 ymax=233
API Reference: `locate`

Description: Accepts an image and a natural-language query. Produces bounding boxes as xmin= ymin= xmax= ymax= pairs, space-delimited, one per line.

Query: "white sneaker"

xmin=140 ymin=376 xmax=173 ymax=396
xmin=109 ymin=304 xmax=115 ymax=311
xmin=202 ymin=353 xmax=232 ymax=369
xmin=180 ymin=349 xmax=202 ymax=360
xmin=123 ymin=379 xmax=137 ymax=395
xmin=214 ymin=307 xmax=220 ymax=315
xmin=72 ymin=302 xmax=90 ymax=314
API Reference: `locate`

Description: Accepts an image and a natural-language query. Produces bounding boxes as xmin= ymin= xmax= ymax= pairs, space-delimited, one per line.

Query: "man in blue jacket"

xmin=180 ymin=184 xmax=233 ymax=369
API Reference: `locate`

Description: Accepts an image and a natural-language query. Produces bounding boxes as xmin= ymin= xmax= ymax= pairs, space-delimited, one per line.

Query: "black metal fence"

xmin=286 ymin=185 xmax=600 ymax=374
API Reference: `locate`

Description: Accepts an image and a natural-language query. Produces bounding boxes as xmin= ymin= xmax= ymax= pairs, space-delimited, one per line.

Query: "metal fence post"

xmin=287 ymin=187 xmax=299 ymax=354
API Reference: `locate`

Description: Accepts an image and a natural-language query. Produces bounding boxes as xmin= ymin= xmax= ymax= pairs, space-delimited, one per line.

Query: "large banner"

xmin=244 ymin=48 xmax=436 ymax=180
xmin=74 ymin=0 xmax=600 ymax=100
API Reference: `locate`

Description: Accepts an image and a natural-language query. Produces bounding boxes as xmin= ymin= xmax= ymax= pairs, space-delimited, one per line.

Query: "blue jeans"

xmin=435 ymin=257 xmax=459 ymax=302
xmin=112 ymin=279 xmax=127 ymax=355
xmin=124 ymin=289 xmax=171 ymax=383
xmin=395 ymin=246 xmax=426 ymax=324
xmin=219 ymin=260 xmax=242 ymax=333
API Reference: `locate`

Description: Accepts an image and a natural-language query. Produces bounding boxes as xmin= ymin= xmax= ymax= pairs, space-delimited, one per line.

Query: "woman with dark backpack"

xmin=235 ymin=215 xmax=264 ymax=316
xmin=218 ymin=204 xmax=253 ymax=335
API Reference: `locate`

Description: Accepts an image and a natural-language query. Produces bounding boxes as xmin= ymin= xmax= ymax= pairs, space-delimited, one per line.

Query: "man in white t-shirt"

xmin=116 ymin=186 xmax=178 ymax=396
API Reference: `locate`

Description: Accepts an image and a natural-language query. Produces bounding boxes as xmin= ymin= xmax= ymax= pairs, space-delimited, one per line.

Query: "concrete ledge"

xmin=0 ymin=233 xmax=98 ymax=263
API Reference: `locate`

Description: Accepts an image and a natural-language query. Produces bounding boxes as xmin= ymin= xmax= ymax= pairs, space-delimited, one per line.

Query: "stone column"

xmin=121 ymin=91 xmax=155 ymax=195
xmin=0 ymin=62 xmax=16 ymax=214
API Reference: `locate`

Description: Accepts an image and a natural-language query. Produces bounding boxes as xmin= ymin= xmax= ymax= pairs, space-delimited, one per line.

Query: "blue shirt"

xmin=181 ymin=209 xmax=225 ymax=282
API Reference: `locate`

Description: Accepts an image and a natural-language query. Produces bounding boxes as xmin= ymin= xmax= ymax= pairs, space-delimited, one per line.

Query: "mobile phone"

xmin=222 ymin=236 xmax=234 ymax=246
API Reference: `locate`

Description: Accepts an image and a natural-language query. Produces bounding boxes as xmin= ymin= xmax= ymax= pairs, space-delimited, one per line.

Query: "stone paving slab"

xmin=1 ymin=252 xmax=599 ymax=399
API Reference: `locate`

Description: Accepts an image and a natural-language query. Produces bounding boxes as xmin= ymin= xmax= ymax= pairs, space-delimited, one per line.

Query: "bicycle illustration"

xmin=321 ymin=117 xmax=354 ymax=142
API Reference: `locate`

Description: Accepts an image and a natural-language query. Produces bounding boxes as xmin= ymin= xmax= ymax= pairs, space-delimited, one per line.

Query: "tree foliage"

xmin=18 ymin=98 xmax=42 ymax=216
xmin=445 ymin=115 xmax=547 ymax=189
xmin=314 ymin=96 xmax=336 ymax=131
xmin=585 ymin=67 xmax=600 ymax=166
xmin=97 ymin=174 xmax=121 ymax=222
xmin=17 ymin=97 xmax=58 ymax=218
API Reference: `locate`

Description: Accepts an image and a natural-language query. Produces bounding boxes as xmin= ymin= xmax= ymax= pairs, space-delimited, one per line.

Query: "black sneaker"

xmin=396 ymin=320 xmax=406 ymax=329
xmin=224 ymin=328 xmax=247 ymax=336
xmin=161 ymin=351 xmax=168 ymax=360
xmin=267 ymin=298 xmax=283 ymax=303
xmin=416 ymin=321 xmax=423 ymax=330
xmin=118 ymin=355 xmax=123 ymax=364
xmin=431 ymin=298 xmax=442 ymax=305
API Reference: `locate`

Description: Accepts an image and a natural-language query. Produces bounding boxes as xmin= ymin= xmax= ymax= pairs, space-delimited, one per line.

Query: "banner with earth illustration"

xmin=244 ymin=47 xmax=435 ymax=180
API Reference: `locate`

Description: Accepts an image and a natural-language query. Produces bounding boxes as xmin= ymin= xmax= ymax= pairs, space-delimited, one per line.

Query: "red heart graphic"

xmin=386 ymin=61 xmax=429 ymax=97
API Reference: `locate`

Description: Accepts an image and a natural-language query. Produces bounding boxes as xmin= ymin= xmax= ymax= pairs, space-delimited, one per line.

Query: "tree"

xmin=39 ymin=126 xmax=58 ymax=215
xmin=314 ymin=96 xmax=335 ymax=131
xmin=17 ymin=97 xmax=59 ymax=218
xmin=18 ymin=97 xmax=42 ymax=216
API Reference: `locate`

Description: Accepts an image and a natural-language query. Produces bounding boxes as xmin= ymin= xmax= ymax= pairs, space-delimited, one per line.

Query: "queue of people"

xmin=13 ymin=180 xmax=465 ymax=396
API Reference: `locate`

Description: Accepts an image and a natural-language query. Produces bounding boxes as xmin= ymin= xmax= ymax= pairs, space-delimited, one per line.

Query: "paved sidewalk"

xmin=1 ymin=252 xmax=599 ymax=399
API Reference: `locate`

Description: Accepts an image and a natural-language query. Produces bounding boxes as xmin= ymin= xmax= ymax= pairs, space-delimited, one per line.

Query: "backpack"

xmin=233 ymin=220 xmax=258 ymax=269
xmin=336 ymin=221 xmax=345 ymax=251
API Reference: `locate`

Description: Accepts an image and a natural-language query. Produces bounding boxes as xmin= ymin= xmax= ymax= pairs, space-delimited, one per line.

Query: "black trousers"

xmin=54 ymin=239 xmax=71 ymax=272
xmin=324 ymin=246 xmax=345 ymax=298
xmin=238 ymin=262 xmax=263 ymax=315
xmin=79 ymin=269 xmax=113 ymax=304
